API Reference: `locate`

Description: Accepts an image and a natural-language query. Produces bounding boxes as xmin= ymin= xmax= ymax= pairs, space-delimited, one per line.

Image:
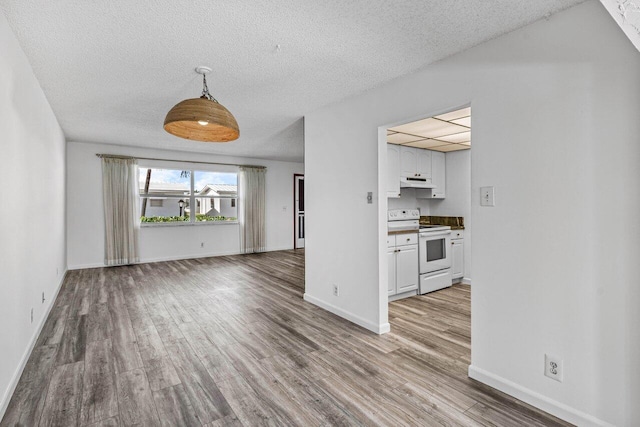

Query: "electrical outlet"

xmin=333 ymin=284 xmax=339 ymax=296
xmin=30 ymin=308 xmax=33 ymax=324
xmin=201 ymin=242 xmax=204 ymax=248
xmin=42 ymin=292 xmax=45 ymax=304
xmin=544 ymin=354 xmax=563 ymax=382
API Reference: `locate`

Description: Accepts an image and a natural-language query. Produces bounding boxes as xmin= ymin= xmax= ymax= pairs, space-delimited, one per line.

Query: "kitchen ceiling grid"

xmin=387 ymin=107 xmax=470 ymax=152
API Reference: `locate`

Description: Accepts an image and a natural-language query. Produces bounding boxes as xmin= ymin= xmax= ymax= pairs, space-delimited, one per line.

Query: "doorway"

xmin=294 ymin=174 xmax=305 ymax=248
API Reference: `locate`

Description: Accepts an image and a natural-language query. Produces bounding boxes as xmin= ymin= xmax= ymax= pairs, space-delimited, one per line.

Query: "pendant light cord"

xmin=201 ymin=74 xmax=219 ymax=104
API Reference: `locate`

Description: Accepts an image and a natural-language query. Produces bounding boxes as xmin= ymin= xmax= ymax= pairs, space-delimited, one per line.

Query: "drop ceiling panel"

xmin=387 ymin=133 xmax=424 ymax=144
xmin=389 ymin=118 xmax=468 ymax=139
xmin=432 ymin=144 xmax=470 ymax=152
xmin=404 ymin=139 xmax=449 ymax=149
xmin=450 ymin=116 xmax=471 ymax=127
xmin=434 ymin=131 xmax=471 ymax=143
xmin=435 ymin=107 xmax=471 ymax=121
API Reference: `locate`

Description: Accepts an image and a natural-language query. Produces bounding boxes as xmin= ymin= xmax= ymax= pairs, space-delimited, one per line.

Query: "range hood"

xmin=400 ymin=176 xmax=436 ymax=189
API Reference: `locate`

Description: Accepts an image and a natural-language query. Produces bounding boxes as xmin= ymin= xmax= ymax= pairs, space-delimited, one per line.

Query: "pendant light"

xmin=164 ymin=66 xmax=239 ymax=142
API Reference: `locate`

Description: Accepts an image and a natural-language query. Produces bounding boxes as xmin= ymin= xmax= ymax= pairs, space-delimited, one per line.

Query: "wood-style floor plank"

xmin=39 ymin=361 xmax=84 ymax=427
xmin=116 ymin=368 xmax=160 ymax=426
xmin=80 ymin=339 xmax=118 ymax=426
xmin=152 ymin=384 xmax=200 ymax=426
xmin=0 ymin=345 xmax=57 ymax=426
xmin=3 ymin=249 xmax=573 ymax=427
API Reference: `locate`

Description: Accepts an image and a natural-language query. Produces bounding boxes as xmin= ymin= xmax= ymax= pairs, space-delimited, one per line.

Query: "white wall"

xmin=428 ymin=150 xmax=471 ymax=280
xmin=304 ymin=2 xmax=640 ymax=425
xmin=67 ymin=141 xmax=303 ymax=268
xmin=0 ymin=14 xmax=66 ymax=417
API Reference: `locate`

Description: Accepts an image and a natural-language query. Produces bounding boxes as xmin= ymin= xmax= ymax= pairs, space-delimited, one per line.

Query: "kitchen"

xmin=385 ymin=107 xmax=472 ymax=302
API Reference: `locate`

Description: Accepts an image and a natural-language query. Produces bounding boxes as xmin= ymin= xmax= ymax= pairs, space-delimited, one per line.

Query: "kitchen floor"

xmin=2 ymin=250 xmax=571 ymax=426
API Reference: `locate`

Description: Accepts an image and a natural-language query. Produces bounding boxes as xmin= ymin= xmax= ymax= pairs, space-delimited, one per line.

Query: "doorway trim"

xmin=377 ymin=102 xmax=472 ymax=335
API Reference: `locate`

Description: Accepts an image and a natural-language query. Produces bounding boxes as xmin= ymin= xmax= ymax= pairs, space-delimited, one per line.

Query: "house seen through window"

xmin=139 ymin=167 xmax=238 ymax=223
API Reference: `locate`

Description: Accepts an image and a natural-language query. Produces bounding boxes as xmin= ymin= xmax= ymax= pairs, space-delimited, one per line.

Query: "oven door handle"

xmin=419 ymin=231 xmax=451 ymax=239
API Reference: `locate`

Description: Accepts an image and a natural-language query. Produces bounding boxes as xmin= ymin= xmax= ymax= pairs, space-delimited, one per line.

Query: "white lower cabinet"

xmin=451 ymin=230 xmax=464 ymax=281
xmin=388 ymin=234 xmax=419 ymax=298
xmin=387 ymin=248 xmax=396 ymax=295
xmin=396 ymin=245 xmax=419 ymax=293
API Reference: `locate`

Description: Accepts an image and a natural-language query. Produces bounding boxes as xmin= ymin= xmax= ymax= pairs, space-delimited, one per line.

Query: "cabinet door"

xmin=388 ymin=248 xmax=397 ymax=295
xmin=451 ymin=239 xmax=464 ymax=279
xmin=396 ymin=245 xmax=419 ymax=293
xmin=416 ymin=149 xmax=432 ymax=179
xmin=430 ymin=151 xmax=446 ymax=198
xmin=400 ymin=146 xmax=417 ymax=177
xmin=386 ymin=145 xmax=401 ymax=198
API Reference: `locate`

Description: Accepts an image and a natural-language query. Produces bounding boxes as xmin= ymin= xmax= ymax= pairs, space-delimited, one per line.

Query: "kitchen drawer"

xmin=387 ymin=234 xmax=396 ymax=248
xmin=450 ymin=229 xmax=464 ymax=240
xmin=396 ymin=233 xmax=418 ymax=246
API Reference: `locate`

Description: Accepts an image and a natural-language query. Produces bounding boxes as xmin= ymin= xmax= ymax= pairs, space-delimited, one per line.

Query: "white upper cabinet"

xmin=429 ymin=151 xmax=445 ymax=199
xmin=400 ymin=146 xmax=418 ymax=177
xmin=387 ymin=144 xmax=401 ymax=198
xmin=416 ymin=149 xmax=432 ymax=178
xmin=400 ymin=145 xmax=432 ymax=179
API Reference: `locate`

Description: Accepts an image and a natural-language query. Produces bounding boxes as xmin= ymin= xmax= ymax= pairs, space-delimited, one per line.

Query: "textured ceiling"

xmin=1 ymin=0 xmax=584 ymax=162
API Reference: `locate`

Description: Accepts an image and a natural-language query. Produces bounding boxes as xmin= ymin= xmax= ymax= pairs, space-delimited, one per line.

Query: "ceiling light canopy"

xmin=164 ymin=66 xmax=239 ymax=143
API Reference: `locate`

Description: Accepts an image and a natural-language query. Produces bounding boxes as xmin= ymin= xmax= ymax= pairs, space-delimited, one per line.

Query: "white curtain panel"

xmin=101 ymin=157 xmax=140 ymax=266
xmin=239 ymin=166 xmax=266 ymax=253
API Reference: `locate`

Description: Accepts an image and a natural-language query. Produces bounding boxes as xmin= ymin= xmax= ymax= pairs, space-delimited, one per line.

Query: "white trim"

xmin=462 ymin=277 xmax=472 ymax=285
xmin=303 ymin=293 xmax=389 ymax=334
xmin=0 ymin=269 xmax=68 ymax=420
xmin=468 ymin=365 xmax=614 ymax=427
xmin=67 ymin=246 xmax=296 ymax=270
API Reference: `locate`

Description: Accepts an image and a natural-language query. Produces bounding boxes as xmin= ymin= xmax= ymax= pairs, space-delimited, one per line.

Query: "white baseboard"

xmin=68 ymin=262 xmax=106 ymax=270
xmin=68 ymin=246 xmax=296 ymax=270
xmin=303 ymin=293 xmax=389 ymax=335
xmin=468 ymin=365 xmax=614 ymax=427
xmin=0 ymin=269 xmax=68 ymax=420
xmin=462 ymin=277 xmax=471 ymax=285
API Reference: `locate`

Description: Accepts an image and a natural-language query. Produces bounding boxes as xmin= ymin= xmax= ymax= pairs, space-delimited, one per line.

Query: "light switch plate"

xmin=480 ymin=186 xmax=495 ymax=206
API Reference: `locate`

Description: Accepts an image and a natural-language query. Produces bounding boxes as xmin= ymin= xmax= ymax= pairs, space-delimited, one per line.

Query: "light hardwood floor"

xmin=1 ymin=250 xmax=572 ymax=426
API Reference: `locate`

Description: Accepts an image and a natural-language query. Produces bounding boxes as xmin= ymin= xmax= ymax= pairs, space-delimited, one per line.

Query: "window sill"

xmin=141 ymin=221 xmax=239 ymax=228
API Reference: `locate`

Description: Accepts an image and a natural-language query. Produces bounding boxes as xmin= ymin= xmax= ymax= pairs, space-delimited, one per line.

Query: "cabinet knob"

xmin=451 ymin=242 xmax=454 ymax=245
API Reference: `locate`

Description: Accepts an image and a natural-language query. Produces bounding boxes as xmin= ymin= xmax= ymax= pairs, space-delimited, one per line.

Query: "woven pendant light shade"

xmin=164 ymin=97 xmax=239 ymax=142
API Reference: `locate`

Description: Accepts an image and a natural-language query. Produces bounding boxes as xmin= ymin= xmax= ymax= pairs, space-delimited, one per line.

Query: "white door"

xmin=294 ymin=174 xmax=305 ymax=248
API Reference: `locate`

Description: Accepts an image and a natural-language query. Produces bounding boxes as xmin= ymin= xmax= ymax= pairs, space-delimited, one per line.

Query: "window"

xmin=139 ymin=167 xmax=237 ymax=224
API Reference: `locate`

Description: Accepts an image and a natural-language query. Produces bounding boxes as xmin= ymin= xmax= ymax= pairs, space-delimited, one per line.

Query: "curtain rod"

xmin=95 ymin=153 xmax=266 ymax=169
